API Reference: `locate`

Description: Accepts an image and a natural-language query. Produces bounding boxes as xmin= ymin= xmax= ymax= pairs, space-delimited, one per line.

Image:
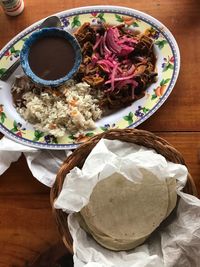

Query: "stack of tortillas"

xmin=76 ymin=170 xmax=177 ymax=251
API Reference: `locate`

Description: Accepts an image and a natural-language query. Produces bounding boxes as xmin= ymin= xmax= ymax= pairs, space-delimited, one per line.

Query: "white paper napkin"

xmin=54 ymin=139 xmax=200 ymax=267
xmin=0 ymin=136 xmax=71 ymax=187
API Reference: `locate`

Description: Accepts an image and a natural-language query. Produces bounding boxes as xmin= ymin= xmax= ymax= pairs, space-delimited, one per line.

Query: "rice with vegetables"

xmin=12 ymin=77 xmax=102 ymax=137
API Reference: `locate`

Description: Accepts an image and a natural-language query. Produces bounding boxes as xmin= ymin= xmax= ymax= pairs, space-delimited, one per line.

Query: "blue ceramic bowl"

xmin=20 ymin=28 xmax=82 ymax=87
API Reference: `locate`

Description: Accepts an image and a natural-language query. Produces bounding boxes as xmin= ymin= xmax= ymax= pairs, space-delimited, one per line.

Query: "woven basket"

xmin=50 ymin=129 xmax=198 ymax=254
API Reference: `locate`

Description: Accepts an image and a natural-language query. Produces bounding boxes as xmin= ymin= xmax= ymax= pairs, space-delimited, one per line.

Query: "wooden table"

xmin=0 ymin=0 xmax=199 ymax=266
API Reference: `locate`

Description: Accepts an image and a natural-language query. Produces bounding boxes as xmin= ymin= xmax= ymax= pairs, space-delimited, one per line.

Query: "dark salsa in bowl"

xmin=20 ymin=28 xmax=82 ymax=87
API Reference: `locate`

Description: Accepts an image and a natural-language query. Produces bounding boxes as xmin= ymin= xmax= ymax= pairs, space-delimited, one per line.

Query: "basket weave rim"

xmin=50 ymin=129 xmax=198 ymax=254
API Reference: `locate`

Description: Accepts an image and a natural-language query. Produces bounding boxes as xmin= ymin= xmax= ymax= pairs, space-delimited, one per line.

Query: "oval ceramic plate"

xmin=0 ymin=6 xmax=180 ymax=150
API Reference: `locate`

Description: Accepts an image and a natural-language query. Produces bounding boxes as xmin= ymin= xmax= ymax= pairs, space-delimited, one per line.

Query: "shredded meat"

xmin=11 ymin=76 xmax=34 ymax=107
xmin=74 ymin=22 xmax=96 ymax=46
xmin=74 ymin=23 xmax=157 ymax=109
xmin=74 ymin=23 xmax=108 ymax=88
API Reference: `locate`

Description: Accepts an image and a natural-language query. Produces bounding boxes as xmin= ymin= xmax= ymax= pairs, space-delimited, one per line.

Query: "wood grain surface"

xmin=0 ymin=0 xmax=200 ymax=266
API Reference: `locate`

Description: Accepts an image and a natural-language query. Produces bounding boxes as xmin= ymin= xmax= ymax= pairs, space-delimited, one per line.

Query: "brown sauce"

xmin=28 ymin=36 xmax=75 ymax=80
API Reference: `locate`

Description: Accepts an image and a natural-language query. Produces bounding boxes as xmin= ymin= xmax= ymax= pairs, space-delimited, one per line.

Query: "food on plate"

xmin=75 ymin=23 xmax=157 ymax=109
xmin=77 ymin=171 xmax=177 ymax=251
xmin=28 ymin=35 xmax=75 ymax=80
xmin=11 ymin=77 xmax=102 ymax=137
xmin=12 ymin=22 xmax=157 ymax=137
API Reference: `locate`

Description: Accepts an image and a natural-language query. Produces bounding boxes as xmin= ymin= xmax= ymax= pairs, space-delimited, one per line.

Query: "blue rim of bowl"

xmin=20 ymin=27 xmax=82 ymax=87
xmin=0 ymin=6 xmax=180 ymax=150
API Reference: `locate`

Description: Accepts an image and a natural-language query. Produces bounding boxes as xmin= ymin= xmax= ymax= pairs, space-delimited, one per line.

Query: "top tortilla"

xmin=80 ymin=171 xmax=169 ymax=242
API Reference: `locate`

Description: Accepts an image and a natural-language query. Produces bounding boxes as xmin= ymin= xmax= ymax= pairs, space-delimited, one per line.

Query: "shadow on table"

xmin=25 ymin=242 xmax=73 ymax=267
